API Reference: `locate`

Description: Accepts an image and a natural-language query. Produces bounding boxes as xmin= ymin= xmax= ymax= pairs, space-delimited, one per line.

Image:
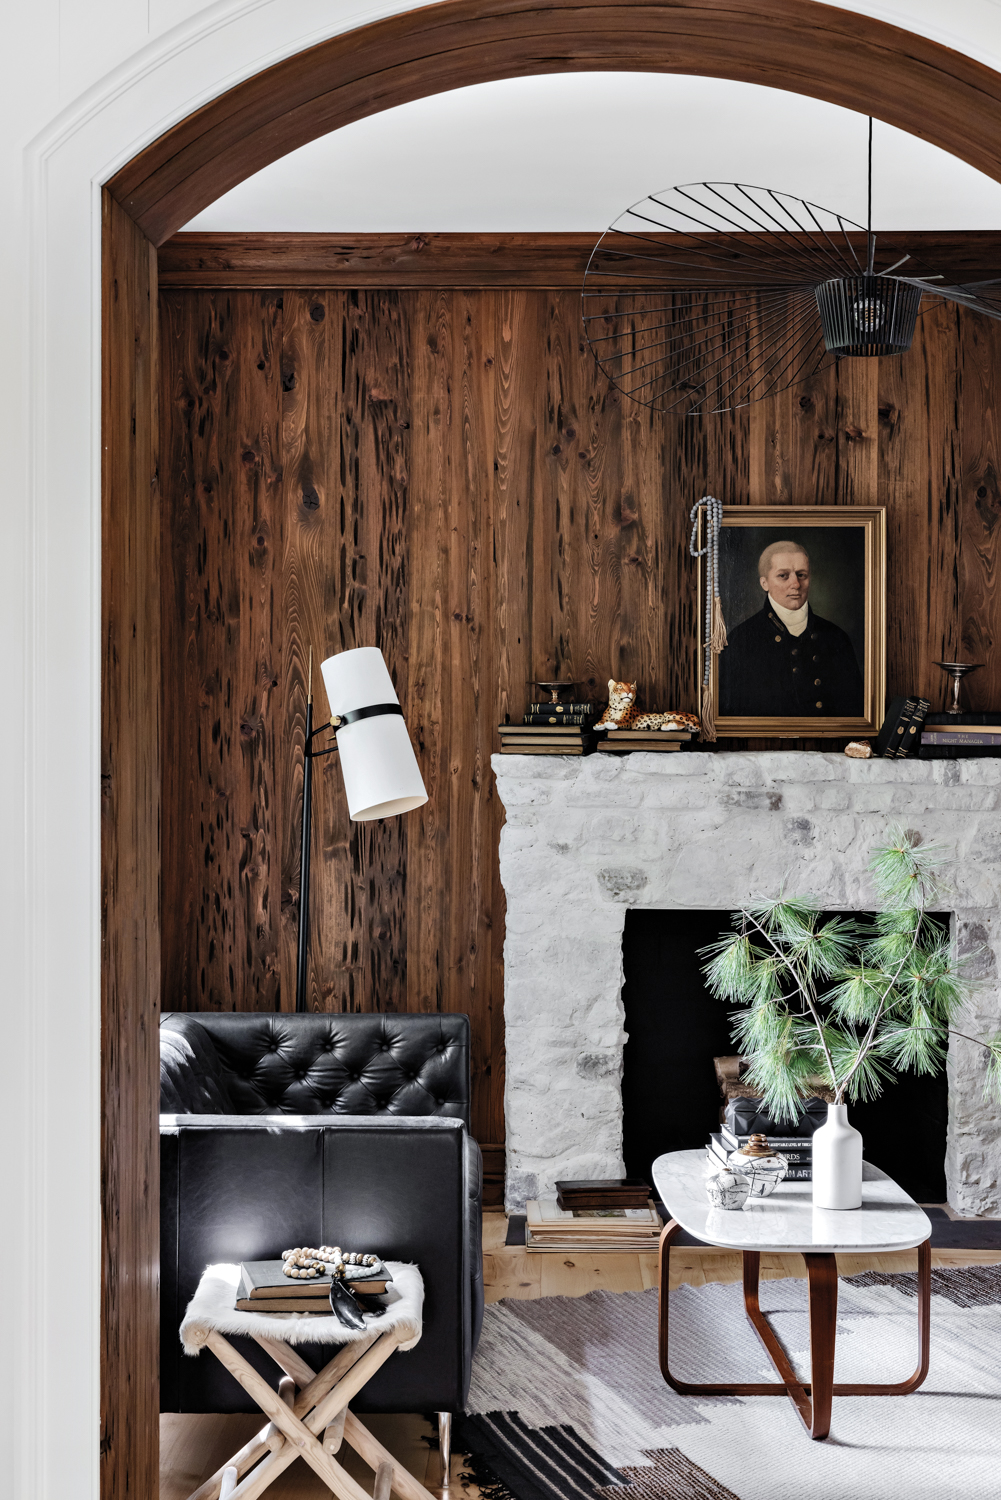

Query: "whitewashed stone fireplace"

xmin=493 ymin=752 xmax=1001 ymax=1216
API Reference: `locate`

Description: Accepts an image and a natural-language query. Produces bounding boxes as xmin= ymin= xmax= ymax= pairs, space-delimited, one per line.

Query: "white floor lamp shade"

xmin=319 ymin=646 xmax=428 ymax=821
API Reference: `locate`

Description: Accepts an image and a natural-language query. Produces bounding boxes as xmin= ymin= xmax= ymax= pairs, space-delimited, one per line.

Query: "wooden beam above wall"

xmin=159 ymin=231 xmax=1001 ymax=289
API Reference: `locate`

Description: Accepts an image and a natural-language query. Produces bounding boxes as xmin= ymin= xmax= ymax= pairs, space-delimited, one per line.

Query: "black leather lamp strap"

xmin=333 ymin=702 xmax=404 ymax=729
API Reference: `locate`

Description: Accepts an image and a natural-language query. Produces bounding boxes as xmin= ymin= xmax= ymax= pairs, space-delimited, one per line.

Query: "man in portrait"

xmin=719 ymin=540 xmax=863 ymax=717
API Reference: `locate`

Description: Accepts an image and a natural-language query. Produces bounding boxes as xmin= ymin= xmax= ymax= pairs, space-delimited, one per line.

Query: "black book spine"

xmin=885 ymin=698 xmax=916 ymax=758
xmin=522 ymin=713 xmax=597 ymax=726
xmin=527 ymin=702 xmax=595 ymax=714
xmin=720 ymin=1131 xmax=813 ymax=1158
xmin=918 ymin=742 xmax=1001 ymax=759
xmin=894 ymin=698 xmax=930 ymax=758
xmin=925 ymin=710 xmax=1001 ymax=725
xmin=875 ymin=696 xmax=910 ymax=758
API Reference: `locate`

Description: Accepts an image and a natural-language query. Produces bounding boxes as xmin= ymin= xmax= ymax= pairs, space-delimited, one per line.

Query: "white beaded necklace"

xmin=280 ymin=1246 xmax=379 ymax=1280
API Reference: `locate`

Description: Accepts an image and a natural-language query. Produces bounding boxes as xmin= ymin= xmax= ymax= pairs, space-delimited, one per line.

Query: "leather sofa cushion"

xmin=160 ymin=1015 xmax=234 ymax=1114
xmin=162 ymin=1012 xmax=470 ymax=1128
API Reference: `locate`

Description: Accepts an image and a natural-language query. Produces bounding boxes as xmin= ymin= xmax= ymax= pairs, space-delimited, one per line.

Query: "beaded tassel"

xmin=689 ymin=496 xmax=727 ymax=742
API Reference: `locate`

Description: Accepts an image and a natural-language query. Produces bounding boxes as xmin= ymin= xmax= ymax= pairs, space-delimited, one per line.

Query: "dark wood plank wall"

xmin=159 ymin=260 xmax=1001 ymax=1161
xmin=101 ymin=191 xmax=161 ymax=1500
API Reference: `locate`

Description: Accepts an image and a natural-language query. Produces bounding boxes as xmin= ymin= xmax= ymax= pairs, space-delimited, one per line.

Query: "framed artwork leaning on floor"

xmin=701 ymin=506 xmax=886 ymax=737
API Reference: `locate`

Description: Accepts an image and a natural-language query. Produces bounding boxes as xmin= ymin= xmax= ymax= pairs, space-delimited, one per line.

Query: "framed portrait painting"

xmin=701 ymin=507 xmax=886 ymax=737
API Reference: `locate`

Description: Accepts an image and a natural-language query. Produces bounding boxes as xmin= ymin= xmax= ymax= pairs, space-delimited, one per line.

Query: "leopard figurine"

xmin=593 ymin=679 xmax=637 ymax=728
xmin=593 ymin=679 xmax=700 ymax=734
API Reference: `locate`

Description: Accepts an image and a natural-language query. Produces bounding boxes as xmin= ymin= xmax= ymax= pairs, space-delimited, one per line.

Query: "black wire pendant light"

xmin=583 ymin=119 xmax=1001 ymax=415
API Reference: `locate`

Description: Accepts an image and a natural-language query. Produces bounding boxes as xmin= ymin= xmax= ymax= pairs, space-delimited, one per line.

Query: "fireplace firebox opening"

xmin=621 ymin=908 xmax=949 ymax=1203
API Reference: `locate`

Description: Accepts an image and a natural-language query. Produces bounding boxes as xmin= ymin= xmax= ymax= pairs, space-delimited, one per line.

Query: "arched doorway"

xmin=100 ymin=5 xmax=1001 ymax=1495
xmin=109 ymin=0 xmax=1001 ymax=244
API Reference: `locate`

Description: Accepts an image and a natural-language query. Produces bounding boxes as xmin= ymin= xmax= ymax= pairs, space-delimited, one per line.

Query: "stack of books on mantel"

xmin=525 ymin=1177 xmax=661 ymax=1252
xmin=919 ymin=711 xmax=1001 ymax=758
xmin=875 ymin=695 xmax=931 ymax=758
xmin=498 ymin=701 xmax=602 ymax=756
xmin=598 ymin=726 xmax=693 ymax=754
xmin=707 ymin=1127 xmax=813 ymax=1181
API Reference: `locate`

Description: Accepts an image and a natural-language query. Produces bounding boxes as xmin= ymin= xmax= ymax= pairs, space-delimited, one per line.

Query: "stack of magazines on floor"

xmin=707 ymin=1095 xmax=827 ymax=1182
xmin=524 ymin=1178 xmax=662 ymax=1252
xmin=497 ymin=700 xmax=602 ymax=755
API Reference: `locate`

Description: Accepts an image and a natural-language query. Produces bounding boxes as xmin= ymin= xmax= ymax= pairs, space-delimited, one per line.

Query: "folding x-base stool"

xmin=184 ymin=1326 xmax=439 ymax=1500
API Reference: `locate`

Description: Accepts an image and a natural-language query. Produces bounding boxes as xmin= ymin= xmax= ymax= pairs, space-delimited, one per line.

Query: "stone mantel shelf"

xmin=492 ymin=751 xmax=1001 ymax=1217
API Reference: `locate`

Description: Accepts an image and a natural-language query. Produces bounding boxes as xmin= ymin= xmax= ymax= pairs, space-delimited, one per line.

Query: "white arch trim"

xmin=9 ymin=2 xmax=1001 ymax=1493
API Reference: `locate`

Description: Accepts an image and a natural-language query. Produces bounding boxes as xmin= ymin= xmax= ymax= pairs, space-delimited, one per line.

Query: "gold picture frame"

xmin=700 ymin=506 xmax=886 ymax=737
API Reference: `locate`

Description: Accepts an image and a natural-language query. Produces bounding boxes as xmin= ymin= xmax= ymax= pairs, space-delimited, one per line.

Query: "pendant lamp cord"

xmin=689 ymin=496 xmax=727 ymax=742
xmin=866 ymin=116 xmax=875 ymax=275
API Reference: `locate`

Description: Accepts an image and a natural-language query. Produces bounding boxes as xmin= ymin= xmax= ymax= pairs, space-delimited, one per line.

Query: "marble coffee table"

xmin=652 ymin=1149 xmax=932 ymax=1441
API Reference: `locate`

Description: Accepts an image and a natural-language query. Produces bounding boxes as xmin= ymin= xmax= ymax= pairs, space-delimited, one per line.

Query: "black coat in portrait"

xmin=718 ymin=600 xmax=864 ymax=717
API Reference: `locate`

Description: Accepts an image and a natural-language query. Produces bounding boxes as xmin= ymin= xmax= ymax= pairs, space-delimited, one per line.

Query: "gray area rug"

xmin=459 ymin=1266 xmax=1001 ymax=1500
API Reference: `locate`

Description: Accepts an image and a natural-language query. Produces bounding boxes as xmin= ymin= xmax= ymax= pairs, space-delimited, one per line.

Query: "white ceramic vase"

xmin=812 ymin=1102 xmax=863 ymax=1209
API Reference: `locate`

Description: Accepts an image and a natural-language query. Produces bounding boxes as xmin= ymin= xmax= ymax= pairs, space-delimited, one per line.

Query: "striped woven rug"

xmin=456 ymin=1266 xmax=1001 ymax=1500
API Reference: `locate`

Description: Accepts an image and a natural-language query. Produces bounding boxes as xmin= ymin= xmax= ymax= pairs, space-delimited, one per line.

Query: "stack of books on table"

xmin=919 ymin=711 xmax=1001 ymax=758
xmin=598 ymin=726 xmax=694 ymax=754
xmin=524 ymin=1199 xmax=663 ymax=1252
xmin=234 ymin=1259 xmax=391 ymax=1313
xmin=707 ymin=1127 xmax=813 ymax=1181
xmin=498 ymin=701 xmax=602 ymax=756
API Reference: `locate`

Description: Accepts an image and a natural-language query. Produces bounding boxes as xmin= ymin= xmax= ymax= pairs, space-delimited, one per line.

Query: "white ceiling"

xmin=183 ymin=71 xmax=1001 ymax=233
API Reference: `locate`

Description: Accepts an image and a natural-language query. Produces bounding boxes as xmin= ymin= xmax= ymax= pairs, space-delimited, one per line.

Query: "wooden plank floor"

xmin=161 ymin=1212 xmax=1001 ymax=1498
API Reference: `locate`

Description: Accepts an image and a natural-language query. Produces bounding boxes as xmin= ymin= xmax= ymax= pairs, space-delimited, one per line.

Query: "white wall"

xmin=184 ymin=71 xmax=1001 ymax=233
xmin=3 ymin=3 xmax=1001 ymax=1494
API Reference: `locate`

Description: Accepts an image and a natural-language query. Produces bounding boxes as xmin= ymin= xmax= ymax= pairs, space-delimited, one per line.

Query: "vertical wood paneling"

xmin=160 ymin=289 xmax=282 ymax=1012
xmin=407 ymin=291 xmax=453 ymax=1018
xmin=548 ymin=292 xmax=620 ymax=693
xmin=159 ymin=278 xmax=1001 ymax=1153
xmin=101 ymin=190 xmax=161 ymax=1500
xmin=878 ymin=300 xmax=962 ymax=702
xmin=280 ymin=290 xmax=411 ymax=1013
xmin=959 ymin=311 xmax=1001 ymax=709
xmin=448 ymin=289 xmax=496 ymax=1137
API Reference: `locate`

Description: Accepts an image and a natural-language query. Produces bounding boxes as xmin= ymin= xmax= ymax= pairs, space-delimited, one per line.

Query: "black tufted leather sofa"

xmin=160 ymin=1011 xmax=483 ymax=1417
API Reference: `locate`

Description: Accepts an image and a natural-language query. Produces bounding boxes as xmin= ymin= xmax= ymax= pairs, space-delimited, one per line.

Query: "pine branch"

xmin=741 ymin=907 xmax=838 ymax=1090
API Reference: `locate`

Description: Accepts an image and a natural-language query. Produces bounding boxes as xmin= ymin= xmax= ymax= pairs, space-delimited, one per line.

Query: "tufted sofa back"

xmin=160 ymin=1011 xmax=471 ymax=1130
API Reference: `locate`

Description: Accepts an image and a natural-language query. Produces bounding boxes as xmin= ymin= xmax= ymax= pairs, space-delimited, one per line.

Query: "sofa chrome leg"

xmin=437 ymin=1411 xmax=452 ymax=1490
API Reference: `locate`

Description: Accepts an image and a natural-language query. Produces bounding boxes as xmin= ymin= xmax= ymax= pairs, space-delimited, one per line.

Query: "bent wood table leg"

xmin=830 ymin=1236 xmax=931 ymax=1396
xmin=803 ymin=1254 xmax=838 ymax=1440
xmin=658 ymin=1219 xmax=786 ymax=1396
xmin=742 ymin=1248 xmax=814 ymax=1430
xmin=658 ymin=1219 xmax=933 ymax=1438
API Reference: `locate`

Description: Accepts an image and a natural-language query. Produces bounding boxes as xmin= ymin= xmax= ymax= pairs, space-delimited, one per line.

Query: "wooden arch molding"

xmin=110 ymin=0 xmax=1001 ymax=246
xmin=100 ymin=5 xmax=1001 ymax=1498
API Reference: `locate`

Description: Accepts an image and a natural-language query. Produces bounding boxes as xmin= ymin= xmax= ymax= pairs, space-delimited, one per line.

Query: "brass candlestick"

xmin=935 ymin=661 xmax=981 ymax=715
